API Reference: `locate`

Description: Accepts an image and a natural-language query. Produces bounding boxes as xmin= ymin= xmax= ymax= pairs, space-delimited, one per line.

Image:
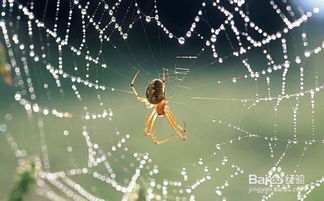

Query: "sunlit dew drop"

xmin=14 ymin=93 xmax=22 ymax=101
xmin=146 ymin=16 xmax=151 ymax=22
xmin=67 ymin=146 xmax=73 ymax=152
xmin=211 ymin=34 xmax=217 ymax=42
xmin=168 ymin=33 xmax=173 ymax=39
xmin=178 ymin=37 xmax=185 ymax=45
xmin=304 ymin=51 xmax=310 ymax=57
xmin=153 ymin=168 xmax=159 ymax=174
xmin=313 ymin=7 xmax=320 ymax=14
xmin=204 ymin=166 xmax=209 ymax=172
xmin=122 ymin=33 xmax=128 ymax=40
xmin=295 ymin=57 xmax=301 ymax=64
xmin=0 ymin=124 xmax=7 ymax=132
xmin=232 ymin=78 xmax=237 ymax=83
xmin=63 ymin=130 xmax=69 ymax=136
xmin=215 ymin=189 xmax=222 ymax=196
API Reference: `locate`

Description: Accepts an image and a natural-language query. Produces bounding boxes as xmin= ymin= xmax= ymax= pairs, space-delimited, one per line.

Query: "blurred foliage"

xmin=123 ymin=183 xmax=161 ymax=201
xmin=9 ymin=157 xmax=41 ymax=201
xmin=0 ymin=43 xmax=13 ymax=86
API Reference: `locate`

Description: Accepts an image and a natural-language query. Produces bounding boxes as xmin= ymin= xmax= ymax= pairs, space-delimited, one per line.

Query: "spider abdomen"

xmin=146 ymin=79 xmax=165 ymax=104
xmin=156 ymin=102 xmax=166 ymax=116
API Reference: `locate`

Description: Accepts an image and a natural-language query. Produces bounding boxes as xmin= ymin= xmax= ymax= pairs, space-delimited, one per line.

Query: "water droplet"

xmin=216 ymin=190 xmax=222 ymax=196
xmin=63 ymin=130 xmax=69 ymax=136
xmin=178 ymin=37 xmax=185 ymax=45
xmin=67 ymin=146 xmax=73 ymax=152
xmin=0 ymin=124 xmax=7 ymax=132
xmin=211 ymin=34 xmax=217 ymax=42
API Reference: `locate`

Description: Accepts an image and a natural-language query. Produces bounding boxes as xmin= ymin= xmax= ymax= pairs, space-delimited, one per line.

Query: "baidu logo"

xmin=249 ymin=166 xmax=285 ymax=186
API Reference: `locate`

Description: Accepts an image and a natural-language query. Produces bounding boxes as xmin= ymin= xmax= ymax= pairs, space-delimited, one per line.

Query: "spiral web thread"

xmin=1 ymin=0 xmax=324 ymax=200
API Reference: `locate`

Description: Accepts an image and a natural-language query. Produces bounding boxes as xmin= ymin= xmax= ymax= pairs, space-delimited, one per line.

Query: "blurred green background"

xmin=1 ymin=0 xmax=324 ymax=200
xmin=1 ymin=64 xmax=324 ymax=200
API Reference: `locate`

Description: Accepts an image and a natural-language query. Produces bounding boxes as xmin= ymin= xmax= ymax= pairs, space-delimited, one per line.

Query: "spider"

xmin=130 ymin=69 xmax=186 ymax=145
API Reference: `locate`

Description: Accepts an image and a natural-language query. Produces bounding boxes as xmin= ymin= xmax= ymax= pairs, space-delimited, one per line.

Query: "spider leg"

xmin=151 ymin=133 xmax=173 ymax=145
xmin=149 ymin=112 xmax=174 ymax=145
xmin=165 ymin=96 xmax=172 ymax=104
xmin=165 ymin=106 xmax=186 ymax=140
xmin=149 ymin=112 xmax=158 ymax=133
xmin=144 ymin=110 xmax=156 ymax=136
xmin=130 ymin=70 xmax=146 ymax=102
xmin=130 ymin=70 xmax=152 ymax=108
xmin=162 ymin=68 xmax=166 ymax=93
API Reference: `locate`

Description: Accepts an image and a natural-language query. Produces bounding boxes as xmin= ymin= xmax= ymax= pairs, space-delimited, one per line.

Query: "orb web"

xmin=0 ymin=0 xmax=324 ymax=201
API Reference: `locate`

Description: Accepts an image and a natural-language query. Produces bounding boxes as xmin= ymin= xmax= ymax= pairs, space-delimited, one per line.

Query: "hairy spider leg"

xmin=165 ymin=106 xmax=186 ymax=140
xmin=130 ymin=70 xmax=152 ymax=108
xmin=162 ymin=68 xmax=166 ymax=93
xmin=149 ymin=112 xmax=174 ymax=145
xmin=144 ymin=110 xmax=156 ymax=136
xmin=165 ymin=108 xmax=186 ymax=136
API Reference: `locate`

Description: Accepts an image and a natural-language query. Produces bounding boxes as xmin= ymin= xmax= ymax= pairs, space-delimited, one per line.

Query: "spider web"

xmin=0 ymin=0 xmax=324 ymax=200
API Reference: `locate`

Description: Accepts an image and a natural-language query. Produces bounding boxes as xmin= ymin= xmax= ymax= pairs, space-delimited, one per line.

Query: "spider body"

xmin=145 ymin=79 xmax=165 ymax=105
xmin=156 ymin=101 xmax=166 ymax=116
xmin=130 ymin=69 xmax=186 ymax=145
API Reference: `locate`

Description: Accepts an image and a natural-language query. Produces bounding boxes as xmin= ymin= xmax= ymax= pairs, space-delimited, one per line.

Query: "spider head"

xmin=146 ymin=79 xmax=165 ymax=104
